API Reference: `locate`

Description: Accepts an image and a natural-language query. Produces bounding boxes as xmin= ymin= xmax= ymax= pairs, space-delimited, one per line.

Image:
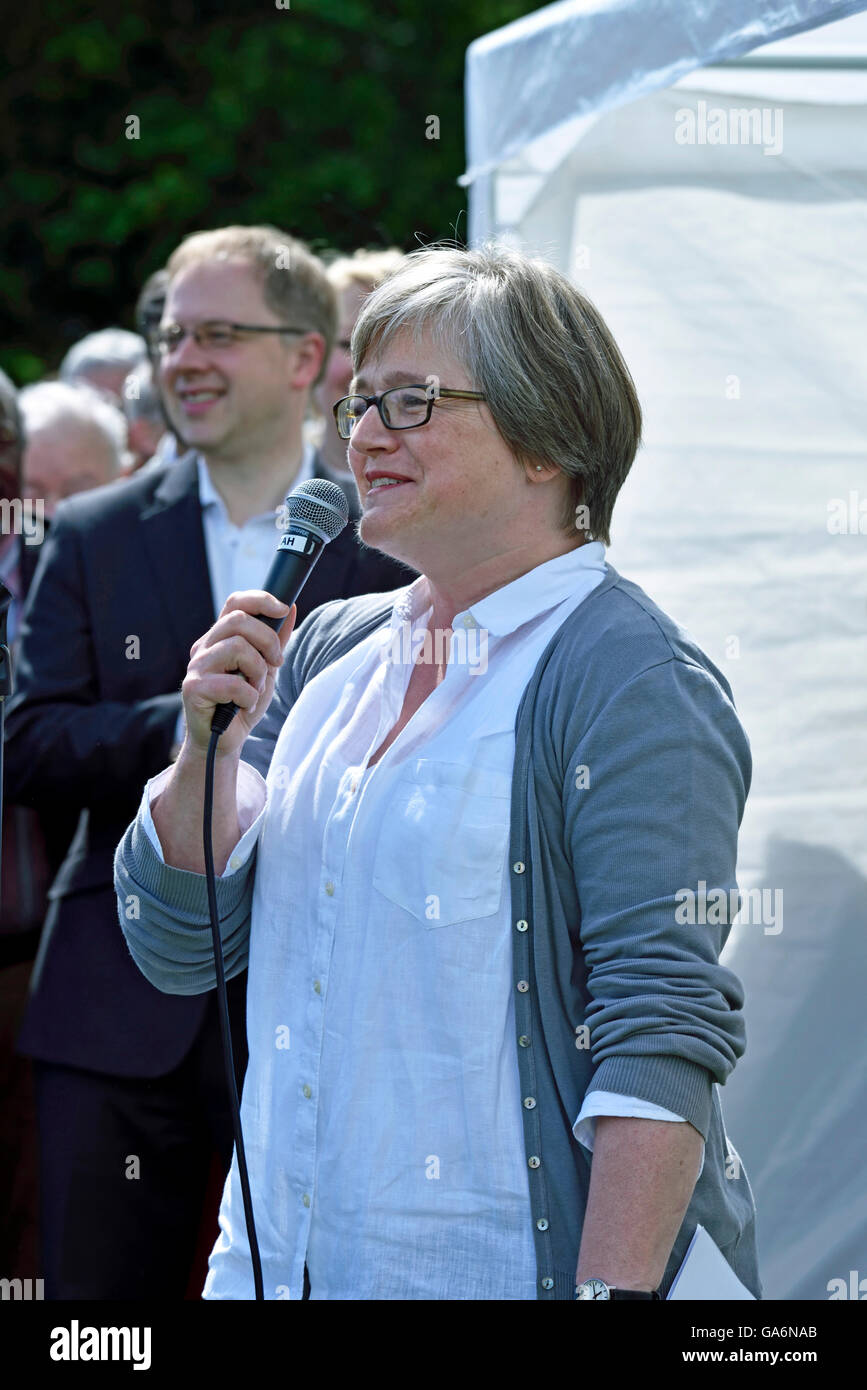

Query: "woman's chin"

xmin=358 ymin=512 xmax=415 ymax=567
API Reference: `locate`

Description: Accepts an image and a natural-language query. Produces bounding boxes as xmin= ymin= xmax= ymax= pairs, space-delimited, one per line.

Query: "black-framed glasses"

xmin=333 ymin=385 xmax=487 ymax=440
xmin=154 ymin=320 xmax=311 ymax=356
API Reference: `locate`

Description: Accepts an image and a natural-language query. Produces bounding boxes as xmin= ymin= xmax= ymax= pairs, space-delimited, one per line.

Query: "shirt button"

xmin=228 ymin=855 xmax=241 ymax=871
xmin=516 ymin=919 xmax=529 ymax=932
xmin=518 ymin=1035 xmax=531 ymax=1047
xmin=349 ymin=778 xmax=358 ymax=794
xmin=528 ymin=1155 xmax=541 ymax=1169
xmin=302 ymin=1194 xmax=311 ymax=1208
xmin=517 ymin=980 xmax=529 ymax=993
xmin=462 ymin=615 xmax=475 ymax=629
xmin=313 ymin=980 xmax=322 ymax=994
xmin=302 ymin=1084 xmax=312 ymax=1099
xmin=541 ymin=1276 xmax=554 ymax=1290
xmin=513 ymin=862 xmax=525 ymax=874
xmin=324 ymin=881 xmax=335 ymax=896
xmin=523 ymin=1097 xmax=536 ymax=1109
xmin=536 ymin=1218 xmax=549 ymax=1231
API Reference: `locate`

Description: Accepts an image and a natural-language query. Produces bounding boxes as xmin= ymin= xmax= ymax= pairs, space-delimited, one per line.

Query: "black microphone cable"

xmin=199 ymin=479 xmax=349 ymax=1302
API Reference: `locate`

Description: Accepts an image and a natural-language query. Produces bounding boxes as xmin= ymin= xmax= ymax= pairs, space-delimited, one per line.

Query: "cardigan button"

xmin=512 ymin=861 xmax=525 ymax=874
xmin=518 ymin=1035 xmax=531 ymax=1048
xmin=516 ymin=919 xmax=529 ymax=932
xmin=523 ymin=1097 xmax=536 ymax=1109
xmin=541 ymin=1277 xmax=554 ymax=1289
xmin=528 ymin=1155 xmax=540 ymax=1168
xmin=536 ymin=1218 xmax=549 ymax=1231
xmin=517 ymin=980 xmax=529 ymax=993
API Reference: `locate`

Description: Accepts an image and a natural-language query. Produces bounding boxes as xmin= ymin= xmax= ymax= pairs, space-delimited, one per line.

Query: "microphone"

xmin=210 ymin=478 xmax=350 ymax=734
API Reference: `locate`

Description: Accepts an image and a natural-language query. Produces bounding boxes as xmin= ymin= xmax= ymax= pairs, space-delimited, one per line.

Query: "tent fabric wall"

xmin=464 ymin=11 xmax=867 ymax=1301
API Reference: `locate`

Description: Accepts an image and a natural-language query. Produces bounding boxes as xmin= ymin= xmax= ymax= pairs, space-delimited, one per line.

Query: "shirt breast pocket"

xmin=372 ymin=758 xmax=513 ymax=928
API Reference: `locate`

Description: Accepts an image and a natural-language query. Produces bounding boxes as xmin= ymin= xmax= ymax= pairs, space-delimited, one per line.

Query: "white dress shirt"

xmin=143 ymin=541 xmax=697 ymax=1299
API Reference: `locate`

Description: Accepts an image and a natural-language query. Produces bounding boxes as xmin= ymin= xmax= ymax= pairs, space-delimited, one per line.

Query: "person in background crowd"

xmin=19 ymin=381 xmax=126 ymax=520
xmin=0 ymin=369 xmax=31 ymax=646
xmin=121 ymin=361 xmax=168 ymax=474
xmin=136 ymin=269 xmax=171 ymax=360
xmin=310 ymin=247 xmax=405 ymax=481
xmin=1 ymin=367 xmax=68 ymax=1289
xmin=59 ymin=328 xmax=147 ymax=407
xmin=134 ymin=269 xmax=182 ymax=471
xmin=5 ymin=223 xmax=416 ymax=1301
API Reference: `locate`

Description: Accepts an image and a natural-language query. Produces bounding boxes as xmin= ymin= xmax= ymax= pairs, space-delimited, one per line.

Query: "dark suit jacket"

xmin=5 ymin=450 xmax=415 ymax=1075
xmin=1 ymin=533 xmax=79 ymax=963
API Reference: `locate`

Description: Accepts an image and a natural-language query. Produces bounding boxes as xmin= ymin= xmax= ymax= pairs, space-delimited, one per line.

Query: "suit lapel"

xmin=139 ymin=452 xmax=216 ymax=655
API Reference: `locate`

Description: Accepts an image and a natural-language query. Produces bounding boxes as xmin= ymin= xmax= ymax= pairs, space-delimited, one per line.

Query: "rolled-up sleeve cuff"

xmin=584 ymin=1053 xmax=714 ymax=1141
xmin=573 ymin=1091 xmax=706 ymax=1179
xmin=141 ymin=760 xmax=267 ymax=875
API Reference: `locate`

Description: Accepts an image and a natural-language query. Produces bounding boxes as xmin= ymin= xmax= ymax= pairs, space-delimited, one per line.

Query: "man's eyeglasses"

xmin=333 ymin=385 xmax=487 ymax=440
xmin=154 ymin=321 xmax=310 ymax=356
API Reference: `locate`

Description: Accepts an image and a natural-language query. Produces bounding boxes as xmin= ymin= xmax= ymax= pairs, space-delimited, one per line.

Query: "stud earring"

xmin=535 ymin=465 xmax=542 ymax=471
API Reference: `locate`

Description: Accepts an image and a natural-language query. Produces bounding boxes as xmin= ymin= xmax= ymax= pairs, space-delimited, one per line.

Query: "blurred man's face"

xmin=71 ymin=365 xmax=130 ymax=407
xmin=158 ymin=259 xmax=312 ymax=465
xmin=23 ymin=421 xmax=117 ymax=518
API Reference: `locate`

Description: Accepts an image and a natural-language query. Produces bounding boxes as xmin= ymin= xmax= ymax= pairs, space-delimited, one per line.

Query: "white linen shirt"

xmin=142 ymin=541 xmax=696 ymax=1299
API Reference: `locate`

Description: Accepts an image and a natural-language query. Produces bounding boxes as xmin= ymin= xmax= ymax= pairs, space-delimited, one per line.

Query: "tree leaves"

xmin=0 ymin=0 xmax=532 ymax=382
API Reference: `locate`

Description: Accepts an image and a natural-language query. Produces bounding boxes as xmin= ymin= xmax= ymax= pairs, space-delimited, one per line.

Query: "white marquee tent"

xmin=463 ymin=1 xmax=867 ymax=1300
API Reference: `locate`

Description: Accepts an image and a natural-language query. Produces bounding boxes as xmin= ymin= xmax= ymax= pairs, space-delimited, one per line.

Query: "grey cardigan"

xmin=114 ymin=562 xmax=762 ymax=1300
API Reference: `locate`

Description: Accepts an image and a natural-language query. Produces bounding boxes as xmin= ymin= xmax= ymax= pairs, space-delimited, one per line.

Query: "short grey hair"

xmin=351 ymin=243 xmax=642 ymax=545
xmin=59 ymin=328 xmax=147 ymax=383
xmin=19 ymin=381 xmax=127 ymax=472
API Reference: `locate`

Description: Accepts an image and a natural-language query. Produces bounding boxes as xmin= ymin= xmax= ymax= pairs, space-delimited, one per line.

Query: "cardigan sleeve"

xmin=113 ymin=763 xmax=267 ymax=995
xmin=562 ymin=654 xmax=752 ymax=1141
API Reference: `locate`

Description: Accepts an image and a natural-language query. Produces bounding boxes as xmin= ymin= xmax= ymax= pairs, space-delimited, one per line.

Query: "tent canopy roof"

xmin=463 ymin=0 xmax=867 ymax=185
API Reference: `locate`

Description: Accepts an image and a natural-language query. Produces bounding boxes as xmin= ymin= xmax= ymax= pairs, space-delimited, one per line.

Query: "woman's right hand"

xmin=180 ymin=591 xmax=297 ymax=759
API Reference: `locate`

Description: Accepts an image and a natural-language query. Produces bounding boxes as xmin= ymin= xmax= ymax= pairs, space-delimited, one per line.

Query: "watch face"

xmin=576 ymin=1278 xmax=611 ymax=1300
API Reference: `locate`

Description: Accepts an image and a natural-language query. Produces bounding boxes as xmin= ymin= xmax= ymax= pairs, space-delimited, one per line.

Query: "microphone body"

xmin=210 ymin=480 xmax=349 ymax=735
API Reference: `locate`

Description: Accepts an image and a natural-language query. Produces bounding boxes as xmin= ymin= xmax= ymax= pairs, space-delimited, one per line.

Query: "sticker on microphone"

xmin=278 ymin=529 xmax=318 ymax=555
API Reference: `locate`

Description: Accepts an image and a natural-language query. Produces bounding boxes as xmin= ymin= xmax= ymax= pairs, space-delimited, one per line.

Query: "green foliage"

xmin=0 ymin=0 xmax=534 ymax=382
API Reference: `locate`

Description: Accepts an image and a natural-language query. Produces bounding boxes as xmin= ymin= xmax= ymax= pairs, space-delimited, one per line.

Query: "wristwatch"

xmin=575 ymin=1277 xmax=661 ymax=1300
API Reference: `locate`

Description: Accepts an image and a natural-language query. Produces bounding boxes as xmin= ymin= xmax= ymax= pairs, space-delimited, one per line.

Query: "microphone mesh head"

xmin=285 ymin=478 xmax=350 ymax=542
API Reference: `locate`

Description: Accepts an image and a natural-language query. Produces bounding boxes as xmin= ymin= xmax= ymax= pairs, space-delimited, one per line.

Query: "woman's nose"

xmin=349 ymin=400 xmax=392 ymax=451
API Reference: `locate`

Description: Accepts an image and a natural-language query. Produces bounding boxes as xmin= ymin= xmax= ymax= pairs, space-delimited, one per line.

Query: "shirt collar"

xmin=196 ymin=442 xmax=317 ymax=523
xmin=389 ymin=541 xmax=608 ymax=638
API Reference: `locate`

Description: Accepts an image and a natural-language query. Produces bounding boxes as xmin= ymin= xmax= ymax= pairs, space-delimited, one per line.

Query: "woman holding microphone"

xmin=115 ymin=243 xmax=760 ymax=1301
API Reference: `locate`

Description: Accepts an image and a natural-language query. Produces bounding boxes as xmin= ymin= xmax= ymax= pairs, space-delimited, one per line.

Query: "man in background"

xmin=59 ymin=328 xmax=147 ymax=407
xmin=6 ymin=224 xmax=415 ymax=1299
xmin=20 ymin=381 xmax=126 ymax=519
xmin=311 ymin=247 xmax=404 ymax=481
xmin=0 ymin=368 xmax=54 ymax=1283
xmin=121 ymin=361 xmax=169 ymax=473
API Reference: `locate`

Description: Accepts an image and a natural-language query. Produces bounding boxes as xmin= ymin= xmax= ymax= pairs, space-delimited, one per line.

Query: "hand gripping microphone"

xmin=210 ymin=477 xmax=350 ymax=735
